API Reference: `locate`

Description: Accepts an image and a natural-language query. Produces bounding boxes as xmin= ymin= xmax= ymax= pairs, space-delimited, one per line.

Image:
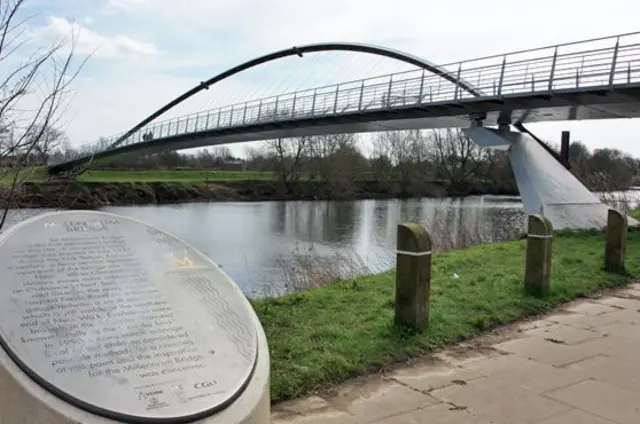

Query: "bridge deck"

xmin=49 ymin=31 xmax=640 ymax=173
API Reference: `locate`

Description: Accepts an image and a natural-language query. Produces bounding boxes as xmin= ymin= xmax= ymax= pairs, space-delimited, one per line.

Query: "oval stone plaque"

xmin=0 ymin=211 xmax=258 ymax=423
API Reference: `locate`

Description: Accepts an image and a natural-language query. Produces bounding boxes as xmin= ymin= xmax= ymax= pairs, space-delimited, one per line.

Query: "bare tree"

xmin=264 ymin=136 xmax=308 ymax=189
xmin=0 ymin=0 xmax=86 ymax=230
xmin=305 ymin=134 xmax=358 ymax=181
xmin=406 ymin=130 xmax=434 ymax=181
xmin=27 ymin=125 xmax=67 ymax=164
xmin=427 ymin=128 xmax=489 ymax=185
xmin=211 ymin=145 xmax=233 ymax=161
xmin=244 ymin=145 xmax=271 ymax=171
xmin=372 ymin=130 xmax=423 ymax=192
xmin=588 ymin=148 xmax=636 ymax=190
xmin=370 ymin=134 xmax=394 ymax=182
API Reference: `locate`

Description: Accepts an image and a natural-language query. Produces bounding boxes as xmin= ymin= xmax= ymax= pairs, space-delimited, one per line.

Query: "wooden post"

xmin=605 ymin=208 xmax=628 ymax=272
xmin=524 ymin=214 xmax=553 ymax=297
xmin=395 ymin=223 xmax=432 ymax=331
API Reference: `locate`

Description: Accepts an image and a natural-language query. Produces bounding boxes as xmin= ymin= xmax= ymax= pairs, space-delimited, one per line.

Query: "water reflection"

xmin=0 ymin=196 xmax=540 ymax=297
xmin=113 ymin=197 xmax=528 ymax=297
xmin=269 ymin=201 xmax=361 ymax=246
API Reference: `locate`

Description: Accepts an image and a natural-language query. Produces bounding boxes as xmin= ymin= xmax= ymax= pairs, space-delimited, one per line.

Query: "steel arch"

xmin=106 ymin=42 xmax=483 ymax=150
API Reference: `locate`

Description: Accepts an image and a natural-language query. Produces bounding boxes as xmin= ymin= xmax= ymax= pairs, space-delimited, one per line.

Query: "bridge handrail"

xmin=52 ymin=31 xmax=640 ymax=164
xmin=103 ymin=42 xmax=640 ymax=134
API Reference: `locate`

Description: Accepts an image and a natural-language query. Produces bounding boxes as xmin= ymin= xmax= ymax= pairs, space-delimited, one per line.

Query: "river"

xmin=4 ymin=193 xmax=638 ymax=297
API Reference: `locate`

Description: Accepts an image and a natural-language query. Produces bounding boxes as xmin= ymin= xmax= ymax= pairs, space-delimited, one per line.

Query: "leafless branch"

xmin=0 ymin=0 xmax=88 ymax=230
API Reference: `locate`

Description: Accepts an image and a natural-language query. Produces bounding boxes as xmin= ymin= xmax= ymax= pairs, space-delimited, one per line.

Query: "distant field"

xmin=0 ymin=168 xmax=278 ymax=184
xmin=76 ymin=170 xmax=278 ymax=182
xmin=0 ymin=167 xmax=47 ymax=184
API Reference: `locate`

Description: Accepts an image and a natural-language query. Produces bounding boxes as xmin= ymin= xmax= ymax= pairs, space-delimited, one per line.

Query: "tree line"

xmin=46 ymin=128 xmax=640 ymax=194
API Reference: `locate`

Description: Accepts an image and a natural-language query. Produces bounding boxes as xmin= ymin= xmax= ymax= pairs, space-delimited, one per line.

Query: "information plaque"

xmin=0 ymin=211 xmax=258 ymax=423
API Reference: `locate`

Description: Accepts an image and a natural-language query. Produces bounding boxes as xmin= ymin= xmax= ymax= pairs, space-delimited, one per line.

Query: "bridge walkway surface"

xmin=272 ymin=284 xmax=640 ymax=424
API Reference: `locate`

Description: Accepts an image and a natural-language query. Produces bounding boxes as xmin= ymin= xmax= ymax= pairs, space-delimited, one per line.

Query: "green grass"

xmin=0 ymin=167 xmax=48 ymax=184
xmin=0 ymin=168 xmax=278 ymax=184
xmin=76 ymin=170 xmax=277 ymax=182
xmin=253 ymin=229 xmax=640 ymax=403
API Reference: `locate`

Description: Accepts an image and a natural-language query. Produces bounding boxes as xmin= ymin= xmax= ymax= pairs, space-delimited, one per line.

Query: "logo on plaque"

xmin=170 ymin=251 xmax=194 ymax=268
xmin=168 ymin=250 xmax=208 ymax=270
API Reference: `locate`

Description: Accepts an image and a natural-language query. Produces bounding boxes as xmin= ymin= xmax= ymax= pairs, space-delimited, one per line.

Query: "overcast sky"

xmin=18 ymin=0 xmax=640 ymax=157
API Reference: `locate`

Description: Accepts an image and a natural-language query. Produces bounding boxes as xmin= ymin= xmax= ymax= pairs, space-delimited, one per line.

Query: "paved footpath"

xmin=271 ymin=284 xmax=640 ymax=424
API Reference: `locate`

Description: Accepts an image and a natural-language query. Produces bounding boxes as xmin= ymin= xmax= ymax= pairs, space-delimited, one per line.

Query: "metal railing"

xmin=56 ymin=31 xmax=640 ymax=164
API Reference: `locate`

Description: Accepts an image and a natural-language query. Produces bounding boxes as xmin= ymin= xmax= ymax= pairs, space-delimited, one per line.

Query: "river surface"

xmin=4 ymin=193 xmax=638 ymax=297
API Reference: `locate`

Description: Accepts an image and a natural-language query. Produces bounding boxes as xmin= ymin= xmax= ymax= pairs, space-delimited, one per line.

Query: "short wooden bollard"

xmin=395 ymin=223 xmax=432 ymax=331
xmin=524 ymin=214 xmax=553 ymax=297
xmin=605 ymin=208 xmax=628 ymax=272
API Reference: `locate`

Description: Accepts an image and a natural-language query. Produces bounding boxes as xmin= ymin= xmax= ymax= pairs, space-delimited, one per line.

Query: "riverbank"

xmin=252 ymin=228 xmax=640 ymax=404
xmin=4 ymin=179 xmax=517 ymax=208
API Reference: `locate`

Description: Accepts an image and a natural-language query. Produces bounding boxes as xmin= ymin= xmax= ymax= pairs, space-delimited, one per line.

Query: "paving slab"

xmin=628 ymin=282 xmax=640 ymax=291
xmin=547 ymin=312 xmax=620 ymax=329
xmin=461 ymin=353 xmax=587 ymax=393
xmin=275 ymin=396 xmax=332 ymax=416
xmin=566 ymin=355 xmax=640 ymax=393
xmin=599 ymin=308 xmax=640 ymax=325
xmin=342 ymin=380 xmax=438 ymax=423
xmin=618 ymin=288 xmax=640 ymax=297
xmin=597 ymin=321 xmax=640 ymax=339
xmin=536 ymin=408 xmax=618 ymax=424
xmin=377 ymin=402 xmax=481 ymax=424
xmin=431 ymin=377 xmax=571 ymax=423
xmin=544 ymin=379 xmax=640 ymax=424
xmin=563 ymin=301 xmax=619 ymax=316
xmin=493 ymin=335 xmax=601 ymax=366
xmin=271 ymin=395 xmax=359 ymax=424
xmin=389 ymin=360 xmax=482 ymax=392
xmin=515 ymin=319 xmax=557 ymax=332
xmin=578 ymin=333 xmax=640 ymax=362
xmin=271 ymin=410 xmax=359 ymax=424
xmin=521 ymin=322 xmax=603 ymax=345
xmin=595 ymin=296 xmax=640 ymax=310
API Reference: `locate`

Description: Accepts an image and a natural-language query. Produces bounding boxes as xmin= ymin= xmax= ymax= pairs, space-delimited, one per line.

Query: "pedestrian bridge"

xmin=48 ymin=31 xmax=640 ymax=230
xmin=49 ymin=31 xmax=640 ymax=173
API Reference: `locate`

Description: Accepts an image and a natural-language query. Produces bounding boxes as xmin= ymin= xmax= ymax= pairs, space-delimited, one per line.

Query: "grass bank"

xmin=5 ymin=179 xmax=517 ymax=208
xmin=0 ymin=168 xmax=277 ymax=183
xmin=77 ymin=170 xmax=277 ymax=182
xmin=252 ymin=228 xmax=640 ymax=403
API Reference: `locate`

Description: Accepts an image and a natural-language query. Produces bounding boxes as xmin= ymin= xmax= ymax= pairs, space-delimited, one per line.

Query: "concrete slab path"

xmin=271 ymin=284 xmax=640 ymax=424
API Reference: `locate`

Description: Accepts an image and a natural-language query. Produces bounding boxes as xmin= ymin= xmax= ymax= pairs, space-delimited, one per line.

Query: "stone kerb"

xmin=395 ymin=223 xmax=432 ymax=332
xmin=605 ymin=208 xmax=628 ymax=273
xmin=524 ymin=214 xmax=553 ymax=298
xmin=0 ymin=210 xmax=270 ymax=424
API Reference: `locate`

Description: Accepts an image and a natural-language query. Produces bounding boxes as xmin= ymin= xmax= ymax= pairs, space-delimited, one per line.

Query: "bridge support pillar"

xmin=560 ymin=131 xmax=571 ymax=169
xmin=462 ymin=126 xmax=638 ymax=230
